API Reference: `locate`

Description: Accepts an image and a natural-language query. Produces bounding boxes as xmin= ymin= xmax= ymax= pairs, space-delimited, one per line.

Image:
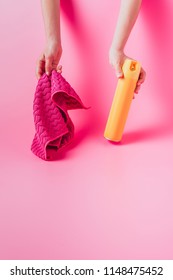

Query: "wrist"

xmin=46 ymin=34 xmax=61 ymax=45
xmin=110 ymin=46 xmax=125 ymax=56
xmin=46 ymin=37 xmax=62 ymax=49
xmin=110 ymin=42 xmax=124 ymax=52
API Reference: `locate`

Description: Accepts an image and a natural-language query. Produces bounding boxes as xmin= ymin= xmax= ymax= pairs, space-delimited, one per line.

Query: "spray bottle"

xmin=104 ymin=59 xmax=141 ymax=142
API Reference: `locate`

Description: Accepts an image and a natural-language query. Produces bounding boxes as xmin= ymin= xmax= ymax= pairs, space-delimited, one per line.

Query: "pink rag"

xmin=31 ymin=70 xmax=86 ymax=160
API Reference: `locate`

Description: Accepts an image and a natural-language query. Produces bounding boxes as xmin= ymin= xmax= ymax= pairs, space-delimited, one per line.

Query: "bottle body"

xmin=104 ymin=59 xmax=141 ymax=142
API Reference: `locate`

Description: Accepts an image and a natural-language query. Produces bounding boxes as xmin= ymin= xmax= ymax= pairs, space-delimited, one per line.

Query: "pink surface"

xmin=31 ymin=70 xmax=86 ymax=160
xmin=0 ymin=0 xmax=173 ymax=259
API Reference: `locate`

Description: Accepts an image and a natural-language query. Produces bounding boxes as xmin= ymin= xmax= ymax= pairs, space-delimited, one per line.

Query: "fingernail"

xmin=117 ymin=73 xmax=123 ymax=78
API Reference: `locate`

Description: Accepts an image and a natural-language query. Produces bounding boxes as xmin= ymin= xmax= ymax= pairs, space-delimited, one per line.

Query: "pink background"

xmin=0 ymin=0 xmax=173 ymax=259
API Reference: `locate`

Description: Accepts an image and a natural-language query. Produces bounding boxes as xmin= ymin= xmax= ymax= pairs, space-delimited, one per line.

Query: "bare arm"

xmin=109 ymin=0 xmax=146 ymax=93
xmin=36 ymin=0 xmax=62 ymax=78
xmin=112 ymin=0 xmax=142 ymax=52
xmin=41 ymin=0 xmax=61 ymax=43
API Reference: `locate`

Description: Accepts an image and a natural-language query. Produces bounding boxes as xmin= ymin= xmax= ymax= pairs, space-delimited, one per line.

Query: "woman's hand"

xmin=36 ymin=39 xmax=62 ymax=79
xmin=109 ymin=48 xmax=146 ymax=97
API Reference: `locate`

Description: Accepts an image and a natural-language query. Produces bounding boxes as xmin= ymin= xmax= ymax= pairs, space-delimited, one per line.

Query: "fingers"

xmin=36 ymin=54 xmax=45 ymax=79
xmin=43 ymin=60 xmax=62 ymax=77
xmin=109 ymin=49 xmax=146 ymax=99
xmin=45 ymin=57 xmax=60 ymax=75
xmin=57 ymin=65 xmax=62 ymax=73
xmin=137 ymin=67 xmax=146 ymax=86
xmin=36 ymin=56 xmax=62 ymax=80
xmin=115 ymin=63 xmax=124 ymax=78
xmin=134 ymin=84 xmax=141 ymax=94
xmin=134 ymin=67 xmax=146 ymax=96
xmin=109 ymin=47 xmax=125 ymax=78
xmin=45 ymin=56 xmax=54 ymax=76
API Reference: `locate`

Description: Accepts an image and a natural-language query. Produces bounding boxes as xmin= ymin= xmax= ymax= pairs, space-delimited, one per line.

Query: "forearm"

xmin=41 ymin=0 xmax=61 ymax=43
xmin=112 ymin=0 xmax=142 ymax=51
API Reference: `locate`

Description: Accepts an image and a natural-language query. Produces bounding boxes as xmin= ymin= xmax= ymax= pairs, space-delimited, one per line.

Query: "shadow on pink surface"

xmin=60 ymin=0 xmax=86 ymax=43
xmin=122 ymin=123 xmax=172 ymax=145
xmin=142 ymin=0 xmax=173 ymax=123
xmin=61 ymin=0 xmax=109 ymax=133
xmin=61 ymin=0 xmax=77 ymax=26
xmin=107 ymin=122 xmax=173 ymax=146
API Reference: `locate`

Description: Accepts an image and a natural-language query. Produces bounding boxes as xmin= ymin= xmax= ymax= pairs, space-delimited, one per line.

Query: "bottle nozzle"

xmin=130 ymin=61 xmax=137 ymax=71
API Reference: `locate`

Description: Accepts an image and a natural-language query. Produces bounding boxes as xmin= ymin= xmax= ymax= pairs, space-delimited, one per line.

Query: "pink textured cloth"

xmin=31 ymin=70 xmax=86 ymax=160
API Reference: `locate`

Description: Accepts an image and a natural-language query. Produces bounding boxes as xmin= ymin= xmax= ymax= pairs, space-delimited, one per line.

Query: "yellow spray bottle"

xmin=104 ymin=59 xmax=141 ymax=142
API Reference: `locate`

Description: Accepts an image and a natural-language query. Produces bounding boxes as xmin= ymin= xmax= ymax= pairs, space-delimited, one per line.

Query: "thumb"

xmin=45 ymin=57 xmax=53 ymax=76
xmin=115 ymin=63 xmax=123 ymax=78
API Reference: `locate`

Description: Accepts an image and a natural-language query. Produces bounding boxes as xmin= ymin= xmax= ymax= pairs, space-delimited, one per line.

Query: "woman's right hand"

xmin=109 ymin=48 xmax=146 ymax=97
xmin=36 ymin=39 xmax=62 ymax=79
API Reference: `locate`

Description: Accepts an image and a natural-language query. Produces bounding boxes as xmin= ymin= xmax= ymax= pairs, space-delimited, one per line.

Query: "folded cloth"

xmin=31 ymin=70 xmax=86 ymax=160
